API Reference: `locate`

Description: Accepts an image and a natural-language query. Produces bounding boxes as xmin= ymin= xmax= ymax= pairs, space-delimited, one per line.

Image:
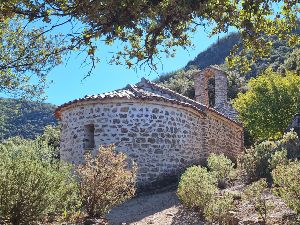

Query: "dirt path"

xmin=106 ymin=186 xmax=296 ymax=225
xmin=107 ymin=190 xmax=203 ymax=225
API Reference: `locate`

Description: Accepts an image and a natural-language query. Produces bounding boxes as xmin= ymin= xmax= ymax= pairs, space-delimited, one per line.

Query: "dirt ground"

xmin=107 ymin=190 xmax=204 ymax=225
xmin=106 ymin=185 xmax=296 ymax=225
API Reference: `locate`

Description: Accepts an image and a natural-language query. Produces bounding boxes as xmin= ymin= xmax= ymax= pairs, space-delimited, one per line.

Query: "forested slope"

xmin=0 ymin=98 xmax=57 ymax=140
xmin=155 ymin=31 xmax=300 ymax=99
xmin=2 ymin=31 xmax=299 ymax=140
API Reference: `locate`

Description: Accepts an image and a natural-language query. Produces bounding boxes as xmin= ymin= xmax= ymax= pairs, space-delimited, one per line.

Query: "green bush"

xmin=241 ymin=131 xmax=298 ymax=182
xmin=241 ymin=141 xmax=276 ymax=182
xmin=269 ymin=149 xmax=288 ymax=171
xmin=36 ymin=125 xmax=61 ymax=160
xmin=272 ymin=161 xmax=300 ymax=217
xmin=0 ymin=137 xmax=79 ymax=225
xmin=204 ymin=193 xmax=235 ymax=225
xmin=243 ymin=179 xmax=273 ymax=225
xmin=207 ymin=153 xmax=235 ymax=188
xmin=77 ymin=145 xmax=136 ymax=217
xmin=177 ymin=166 xmax=217 ymax=211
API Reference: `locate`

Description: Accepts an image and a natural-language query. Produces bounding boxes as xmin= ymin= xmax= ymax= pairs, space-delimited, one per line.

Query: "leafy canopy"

xmin=233 ymin=69 xmax=300 ymax=141
xmin=0 ymin=97 xmax=57 ymax=140
xmin=0 ymin=0 xmax=299 ymax=98
xmin=0 ymin=16 xmax=67 ymax=98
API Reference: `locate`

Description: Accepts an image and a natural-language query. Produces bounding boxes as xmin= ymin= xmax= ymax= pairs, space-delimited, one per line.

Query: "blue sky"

xmin=45 ymin=27 xmax=231 ymax=106
xmin=44 ymin=2 xmax=286 ymax=106
xmin=2 ymin=2 xmax=287 ymax=106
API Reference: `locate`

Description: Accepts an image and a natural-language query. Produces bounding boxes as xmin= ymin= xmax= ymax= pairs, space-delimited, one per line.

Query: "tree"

xmin=0 ymin=16 xmax=67 ymax=98
xmin=155 ymin=69 xmax=196 ymax=99
xmin=280 ymin=48 xmax=300 ymax=75
xmin=0 ymin=97 xmax=57 ymax=140
xmin=0 ymin=1 xmax=299 ymax=98
xmin=233 ymin=69 xmax=300 ymax=141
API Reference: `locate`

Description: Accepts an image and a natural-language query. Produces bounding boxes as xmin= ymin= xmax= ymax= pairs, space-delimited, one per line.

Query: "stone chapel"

xmin=55 ymin=66 xmax=244 ymax=187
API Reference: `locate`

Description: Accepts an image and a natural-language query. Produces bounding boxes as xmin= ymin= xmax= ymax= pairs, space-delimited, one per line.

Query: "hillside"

xmin=186 ymin=33 xmax=240 ymax=70
xmin=1 ymin=32 xmax=299 ymax=141
xmin=155 ymin=32 xmax=300 ymax=99
xmin=0 ymin=98 xmax=57 ymax=140
xmin=186 ymin=31 xmax=299 ymax=78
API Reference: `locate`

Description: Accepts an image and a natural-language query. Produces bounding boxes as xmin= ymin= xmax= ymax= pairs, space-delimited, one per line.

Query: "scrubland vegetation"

xmin=177 ymin=131 xmax=300 ymax=224
xmin=0 ymin=3 xmax=299 ymax=222
xmin=1 ymin=45 xmax=300 ymax=224
xmin=0 ymin=131 xmax=136 ymax=225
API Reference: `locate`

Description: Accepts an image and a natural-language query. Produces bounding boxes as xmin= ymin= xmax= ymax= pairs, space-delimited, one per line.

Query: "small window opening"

xmin=83 ymin=124 xmax=95 ymax=150
xmin=208 ymin=77 xmax=215 ymax=107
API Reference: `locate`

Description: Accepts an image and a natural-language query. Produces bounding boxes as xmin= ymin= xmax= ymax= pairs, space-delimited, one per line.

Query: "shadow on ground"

xmin=107 ymin=190 xmax=203 ymax=225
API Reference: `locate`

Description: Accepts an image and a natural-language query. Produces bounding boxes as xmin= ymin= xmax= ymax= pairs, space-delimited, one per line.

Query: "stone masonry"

xmin=55 ymin=67 xmax=244 ymax=188
xmin=194 ymin=66 xmax=238 ymax=120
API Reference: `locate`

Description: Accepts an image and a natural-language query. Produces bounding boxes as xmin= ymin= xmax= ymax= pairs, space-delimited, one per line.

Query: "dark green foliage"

xmin=154 ymin=70 xmax=196 ymax=99
xmin=38 ymin=125 xmax=60 ymax=150
xmin=279 ymin=48 xmax=300 ymax=75
xmin=37 ymin=125 xmax=61 ymax=160
xmin=241 ymin=131 xmax=298 ymax=183
xmin=243 ymin=40 xmax=299 ymax=79
xmin=0 ymin=98 xmax=57 ymax=140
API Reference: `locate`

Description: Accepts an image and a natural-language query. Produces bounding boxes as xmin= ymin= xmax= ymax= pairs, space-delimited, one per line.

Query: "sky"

xmin=44 ymin=27 xmax=231 ymax=106
xmin=43 ymin=2 xmax=287 ymax=106
xmin=1 ymin=2 xmax=287 ymax=106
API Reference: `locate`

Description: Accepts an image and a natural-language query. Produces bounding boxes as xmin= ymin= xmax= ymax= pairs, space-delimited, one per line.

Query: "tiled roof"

xmin=54 ymin=78 xmax=241 ymax=126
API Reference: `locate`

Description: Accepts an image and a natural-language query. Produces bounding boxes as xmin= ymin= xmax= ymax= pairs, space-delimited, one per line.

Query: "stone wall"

xmin=204 ymin=111 xmax=244 ymax=161
xmin=60 ymin=99 xmax=206 ymax=187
